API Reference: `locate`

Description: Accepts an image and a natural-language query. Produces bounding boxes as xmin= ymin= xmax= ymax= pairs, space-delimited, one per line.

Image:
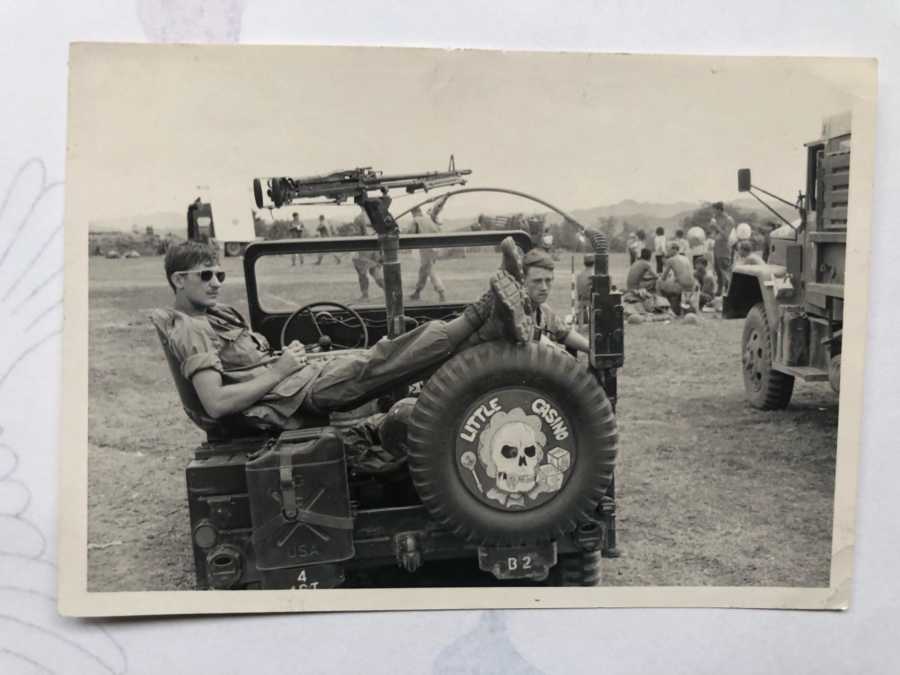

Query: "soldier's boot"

xmin=499 ymin=236 xmax=524 ymax=283
xmin=489 ymin=271 xmax=533 ymax=344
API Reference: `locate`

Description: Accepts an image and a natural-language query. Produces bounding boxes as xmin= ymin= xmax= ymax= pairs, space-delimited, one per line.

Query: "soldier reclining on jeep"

xmin=152 ymin=240 xmax=588 ymax=436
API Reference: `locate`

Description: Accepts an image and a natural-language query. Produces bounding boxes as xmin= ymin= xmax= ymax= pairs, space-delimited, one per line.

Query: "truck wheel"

xmin=407 ymin=342 xmax=617 ymax=547
xmin=742 ymin=303 xmax=794 ymax=409
xmin=224 ymin=241 xmax=242 ymax=257
xmin=548 ymin=550 xmax=602 ymax=586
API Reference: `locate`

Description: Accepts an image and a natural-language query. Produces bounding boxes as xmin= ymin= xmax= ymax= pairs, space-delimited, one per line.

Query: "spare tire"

xmin=407 ymin=342 xmax=617 ymax=546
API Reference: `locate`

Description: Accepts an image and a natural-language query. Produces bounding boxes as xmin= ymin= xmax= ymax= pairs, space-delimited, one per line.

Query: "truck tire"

xmin=548 ymin=550 xmax=602 ymax=586
xmin=742 ymin=303 xmax=794 ymax=409
xmin=407 ymin=342 xmax=617 ymax=547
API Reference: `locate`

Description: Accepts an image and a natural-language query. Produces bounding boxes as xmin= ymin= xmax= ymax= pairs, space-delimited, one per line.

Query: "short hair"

xmin=292 ymin=212 xmax=299 ymax=218
xmin=675 ymin=229 xmax=684 ymax=238
xmin=164 ymin=240 xmax=219 ymax=292
xmin=713 ymin=201 xmax=724 ymax=211
xmin=640 ymin=248 xmax=652 ymax=261
xmin=319 ymin=214 xmax=325 ymax=220
xmin=655 ymin=227 xmax=665 ymax=235
xmin=523 ymin=247 xmax=554 ymax=273
xmin=636 ymin=230 xmax=646 ymax=240
xmin=737 ymin=240 xmax=753 ymax=255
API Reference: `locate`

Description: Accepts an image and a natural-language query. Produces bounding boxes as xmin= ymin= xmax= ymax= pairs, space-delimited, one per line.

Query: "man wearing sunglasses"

xmin=155 ymin=240 xmax=532 ymax=434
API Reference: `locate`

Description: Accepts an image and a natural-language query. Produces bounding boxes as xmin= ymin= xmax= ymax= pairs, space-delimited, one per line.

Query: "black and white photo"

xmin=59 ymin=44 xmax=875 ymax=615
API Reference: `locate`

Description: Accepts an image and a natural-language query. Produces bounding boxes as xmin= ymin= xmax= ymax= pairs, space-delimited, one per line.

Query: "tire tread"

xmin=407 ymin=342 xmax=617 ymax=546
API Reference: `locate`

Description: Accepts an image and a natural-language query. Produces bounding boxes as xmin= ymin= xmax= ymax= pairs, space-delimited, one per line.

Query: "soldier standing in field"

xmin=652 ymin=226 xmax=667 ymax=274
xmin=710 ymin=202 xmax=736 ymax=295
xmin=350 ymin=210 xmax=384 ymax=301
xmin=288 ymin=212 xmax=305 ymax=266
xmin=314 ymin=214 xmax=342 ymax=265
xmin=408 ymin=204 xmax=447 ymax=303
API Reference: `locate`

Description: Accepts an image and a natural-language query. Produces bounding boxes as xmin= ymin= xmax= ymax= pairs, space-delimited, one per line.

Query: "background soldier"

xmin=315 ymin=214 xmax=342 ymax=265
xmin=656 ymin=242 xmax=694 ymax=316
xmin=408 ymin=204 xmax=447 ymax=303
xmin=652 ymin=226 xmax=667 ymax=274
xmin=288 ymin=212 xmax=305 ymax=266
xmin=351 ymin=210 xmax=384 ymax=301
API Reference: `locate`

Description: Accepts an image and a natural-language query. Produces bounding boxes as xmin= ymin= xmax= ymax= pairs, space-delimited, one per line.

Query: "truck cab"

xmin=725 ymin=112 xmax=848 ymax=408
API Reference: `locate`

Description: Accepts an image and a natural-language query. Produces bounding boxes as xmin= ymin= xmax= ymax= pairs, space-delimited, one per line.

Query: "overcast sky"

xmin=66 ymin=45 xmax=872 ymax=226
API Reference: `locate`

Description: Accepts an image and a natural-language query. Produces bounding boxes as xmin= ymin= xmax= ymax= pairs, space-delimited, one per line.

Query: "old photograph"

xmin=60 ymin=45 xmax=874 ymax=613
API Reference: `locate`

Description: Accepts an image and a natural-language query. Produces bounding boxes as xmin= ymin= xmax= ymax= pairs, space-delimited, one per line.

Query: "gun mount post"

xmin=585 ymin=230 xmax=623 ymax=409
xmin=358 ymin=195 xmax=406 ymax=338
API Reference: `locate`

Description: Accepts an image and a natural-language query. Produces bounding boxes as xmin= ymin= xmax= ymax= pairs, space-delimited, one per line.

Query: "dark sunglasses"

xmin=179 ymin=270 xmax=226 ymax=283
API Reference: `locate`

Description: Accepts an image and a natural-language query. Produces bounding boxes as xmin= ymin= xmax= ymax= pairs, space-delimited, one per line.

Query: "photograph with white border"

xmin=59 ymin=43 xmax=875 ymax=616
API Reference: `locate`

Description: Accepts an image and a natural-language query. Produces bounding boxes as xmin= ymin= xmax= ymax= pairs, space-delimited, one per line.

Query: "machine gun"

xmin=252 ymin=157 xmax=471 ymax=210
xmin=252 ymin=157 xmax=470 ymax=339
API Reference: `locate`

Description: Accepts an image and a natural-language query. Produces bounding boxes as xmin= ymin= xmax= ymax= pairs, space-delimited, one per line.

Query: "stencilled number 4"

xmin=507 ymin=556 xmax=533 ymax=571
xmin=293 ymin=569 xmax=319 ymax=589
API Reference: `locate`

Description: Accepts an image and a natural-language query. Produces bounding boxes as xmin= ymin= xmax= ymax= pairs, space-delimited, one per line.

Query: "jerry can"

xmin=246 ymin=429 xmax=354 ymax=570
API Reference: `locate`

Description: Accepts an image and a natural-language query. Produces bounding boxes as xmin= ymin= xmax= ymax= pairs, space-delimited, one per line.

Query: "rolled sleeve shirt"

xmin=162 ymin=305 xmax=322 ymax=428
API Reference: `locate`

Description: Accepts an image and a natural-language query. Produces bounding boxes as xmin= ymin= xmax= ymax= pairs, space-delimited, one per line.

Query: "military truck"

xmin=154 ymin=165 xmax=625 ymax=589
xmin=186 ymin=183 xmax=259 ymax=256
xmin=725 ymin=112 xmax=849 ymax=408
xmin=186 ymin=198 xmax=215 ymax=243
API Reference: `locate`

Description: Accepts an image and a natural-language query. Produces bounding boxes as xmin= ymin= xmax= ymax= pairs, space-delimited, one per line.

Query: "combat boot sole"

xmin=499 ymin=236 xmax=524 ymax=283
xmin=490 ymin=272 xmax=531 ymax=344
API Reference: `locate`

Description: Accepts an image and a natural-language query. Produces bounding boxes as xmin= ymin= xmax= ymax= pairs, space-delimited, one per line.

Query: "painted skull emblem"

xmin=459 ymin=406 xmax=572 ymax=510
xmin=491 ymin=421 xmax=544 ymax=493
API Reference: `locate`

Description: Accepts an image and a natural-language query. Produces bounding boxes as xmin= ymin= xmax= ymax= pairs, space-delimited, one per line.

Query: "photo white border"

xmin=58 ymin=43 xmax=876 ymax=617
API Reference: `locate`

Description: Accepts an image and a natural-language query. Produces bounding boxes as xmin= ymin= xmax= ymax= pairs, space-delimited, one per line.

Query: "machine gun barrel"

xmin=253 ymin=165 xmax=471 ymax=209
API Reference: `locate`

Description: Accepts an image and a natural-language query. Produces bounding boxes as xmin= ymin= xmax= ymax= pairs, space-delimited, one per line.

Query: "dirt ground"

xmin=87 ymin=249 xmax=837 ymax=591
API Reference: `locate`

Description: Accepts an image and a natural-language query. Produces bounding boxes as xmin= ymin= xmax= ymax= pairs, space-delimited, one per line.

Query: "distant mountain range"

xmin=444 ymin=197 xmax=772 ymax=232
xmin=89 ymin=197 xmax=774 ymax=235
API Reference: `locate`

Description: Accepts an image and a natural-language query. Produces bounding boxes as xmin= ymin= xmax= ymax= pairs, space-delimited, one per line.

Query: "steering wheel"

xmin=279 ymin=301 xmax=370 ymax=351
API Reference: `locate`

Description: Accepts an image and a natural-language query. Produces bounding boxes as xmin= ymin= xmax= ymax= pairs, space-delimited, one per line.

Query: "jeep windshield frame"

xmin=242 ymin=229 xmax=534 ymax=338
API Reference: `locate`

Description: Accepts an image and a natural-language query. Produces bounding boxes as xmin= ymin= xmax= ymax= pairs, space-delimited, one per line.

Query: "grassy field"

xmin=87 ymin=249 xmax=838 ymax=590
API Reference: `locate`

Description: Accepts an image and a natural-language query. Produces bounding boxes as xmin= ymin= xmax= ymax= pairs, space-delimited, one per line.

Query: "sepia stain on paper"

xmin=136 ymin=0 xmax=248 ymax=43
xmin=0 ymin=160 xmax=128 ymax=674
xmin=432 ymin=611 xmax=545 ymax=675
